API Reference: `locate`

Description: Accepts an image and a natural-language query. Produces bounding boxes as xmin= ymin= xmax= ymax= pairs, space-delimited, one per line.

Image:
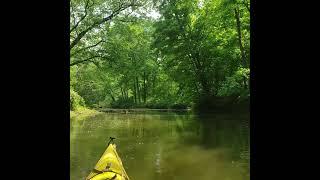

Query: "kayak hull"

xmin=86 ymin=144 xmax=130 ymax=180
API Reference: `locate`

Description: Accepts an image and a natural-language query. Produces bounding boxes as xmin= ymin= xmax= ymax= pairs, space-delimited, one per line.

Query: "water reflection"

xmin=70 ymin=112 xmax=249 ymax=180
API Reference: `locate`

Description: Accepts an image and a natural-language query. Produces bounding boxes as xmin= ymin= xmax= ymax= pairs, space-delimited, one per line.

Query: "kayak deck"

xmin=86 ymin=143 xmax=130 ymax=180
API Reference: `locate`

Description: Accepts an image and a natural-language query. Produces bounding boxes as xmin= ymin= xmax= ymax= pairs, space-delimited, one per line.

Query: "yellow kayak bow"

xmin=86 ymin=138 xmax=130 ymax=180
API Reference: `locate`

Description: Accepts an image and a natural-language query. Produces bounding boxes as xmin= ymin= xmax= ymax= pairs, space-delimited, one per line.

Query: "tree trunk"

xmin=200 ymin=77 xmax=211 ymax=96
xmin=110 ymin=94 xmax=115 ymax=102
xmin=234 ymin=7 xmax=248 ymax=89
xmin=125 ymin=88 xmax=128 ymax=100
xmin=121 ymin=88 xmax=124 ymax=99
xmin=152 ymin=74 xmax=156 ymax=95
xmin=234 ymin=7 xmax=247 ymax=68
xmin=194 ymin=82 xmax=200 ymax=94
xmin=136 ymin=77 xmax=140 ymax=104
xmin=143 ymin=72 xmax=147 ymax=103
xmin=108 ymin=89 xmax=115 ymax=102
xmin=133 ymin=80 xmax=137 ymax=104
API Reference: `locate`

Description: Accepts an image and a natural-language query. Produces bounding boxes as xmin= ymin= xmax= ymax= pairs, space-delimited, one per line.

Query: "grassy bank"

xmin=70 ymin=107 xmax=101 ymax=120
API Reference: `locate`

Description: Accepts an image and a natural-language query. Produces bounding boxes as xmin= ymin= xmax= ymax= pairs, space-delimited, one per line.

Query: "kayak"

xmin=86 ymin=138 xmax=130 ymax=180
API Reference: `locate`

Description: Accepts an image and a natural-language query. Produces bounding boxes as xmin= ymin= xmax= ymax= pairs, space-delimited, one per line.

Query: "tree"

xmin=70 ymin=0 xmax=150 ymax=66
xmin=153 ymin=0 xmax=250 ymax=101
xmin=70 ymin=0 xmax=250 ymax=109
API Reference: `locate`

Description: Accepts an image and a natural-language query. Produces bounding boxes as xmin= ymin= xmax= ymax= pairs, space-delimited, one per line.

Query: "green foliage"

xmin=110 ymin=97 xmax=135 ymax=109
xmin=153 ymin=0 xmax=250 ymax=99
xmin=70 ymin=0 xmax=250 ymax=110
xmin=70 ymin=89 xmax=86 ymax=110
xmin=217 ymin=68 xmax=250 ymax=97
xmin=71 ymin=64 xmax=106 ymax=107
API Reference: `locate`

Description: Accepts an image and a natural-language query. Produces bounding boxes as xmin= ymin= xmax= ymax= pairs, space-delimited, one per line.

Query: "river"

xmin=70 ymin=112 xmax=250 ymax=180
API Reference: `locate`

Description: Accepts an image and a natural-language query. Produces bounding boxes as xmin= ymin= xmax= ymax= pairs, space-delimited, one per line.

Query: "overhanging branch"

xmin=70 ymin=2 xmax=143 ymax=50
xmin=71 ymin=39 xmax=105 ymax=57
xmin=70 ymin=0 xmax=94 ymax=33
xmin=70 ymin=55 xmax=107 ymax=66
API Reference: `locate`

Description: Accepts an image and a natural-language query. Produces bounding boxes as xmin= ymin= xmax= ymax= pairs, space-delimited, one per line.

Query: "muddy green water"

xmin=70 ymin=112 xmax=250 ymax=180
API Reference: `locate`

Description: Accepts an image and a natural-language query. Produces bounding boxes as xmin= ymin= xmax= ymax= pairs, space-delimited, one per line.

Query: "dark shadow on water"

xmin=180 ymin=112 xmax=250 ymax=162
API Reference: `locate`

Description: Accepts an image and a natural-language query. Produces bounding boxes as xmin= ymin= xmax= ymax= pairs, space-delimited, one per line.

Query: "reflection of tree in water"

xmin=193 ymin=113 xmax=250 ymax=178
xmin=191 ymin=113 xmax=250 ymax=162
xmin=71 ymin=112 xmax=250 ymax=179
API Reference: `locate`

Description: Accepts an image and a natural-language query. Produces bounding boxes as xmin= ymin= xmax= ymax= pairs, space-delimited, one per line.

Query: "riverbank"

xmin=97 ymin=108 xmax=191 ymax=113
xmin=70 ymin=99 xmax=248 ymax=118
xmin=70 ymin=107 xmax=101 ymax=120
xmin=193 ymin=96 xmax=249 ymax=114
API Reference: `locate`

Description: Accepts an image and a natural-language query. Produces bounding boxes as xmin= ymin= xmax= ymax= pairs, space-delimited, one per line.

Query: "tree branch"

xmin=70 ymin=0 xmax=93 ymax=33
xmin=70 ymin=13 xmax=116 ymax=49
xmin=70 ymin=2 xmax=142 ymax=50
xmin=115 ymin=8 xmax=137 ymax=23
xmin=70 ymin=55 xmax=108 ymax=66
xmin=70 ymin=56 xmax=100 ymax=66
xmin=70 ymin=2 xmax=77 ymax=28
xmin=71 ymin=39 xmax=105 ymax=57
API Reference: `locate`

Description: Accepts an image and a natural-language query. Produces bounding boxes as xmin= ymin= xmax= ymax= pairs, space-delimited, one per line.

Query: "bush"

xmin=170 ymin=103 xmax=189 ymax=109
xmin=70 ymin=89 xmax=85 ymax=111
xmin=218 ymin=68 xmax=250 ymax=97
xmin=145 ymin=102 xmax=170 ymax=109
xmin=110 ymin=97 xmax=135 ymax=108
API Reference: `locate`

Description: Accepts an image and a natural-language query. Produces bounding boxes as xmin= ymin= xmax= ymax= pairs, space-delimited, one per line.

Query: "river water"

xmin=70 ymin=112 xmax=250 ymax=180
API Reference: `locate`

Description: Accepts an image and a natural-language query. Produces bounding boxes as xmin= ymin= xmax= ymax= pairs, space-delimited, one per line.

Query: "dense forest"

xmin=70 ymin=0 xmax=250 ymax=112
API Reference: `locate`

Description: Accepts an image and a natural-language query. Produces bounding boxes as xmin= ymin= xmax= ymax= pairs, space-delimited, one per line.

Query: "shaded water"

xmin=70 ymin=112 xmax=250 ymax=180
